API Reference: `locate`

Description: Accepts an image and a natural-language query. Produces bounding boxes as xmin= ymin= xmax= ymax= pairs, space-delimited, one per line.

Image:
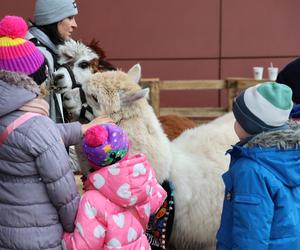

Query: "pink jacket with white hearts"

xmin=63 ymin=154 xmax=167 ymax=250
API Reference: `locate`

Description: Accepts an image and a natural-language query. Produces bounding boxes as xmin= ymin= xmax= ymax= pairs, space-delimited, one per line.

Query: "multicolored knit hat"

xmin=233 ymin=82 xmax=293 ymax=135
xmin=0 ymin=16 xmax=47 ymax=85
xmin=82 ymin=124 xmax=130 ymax=169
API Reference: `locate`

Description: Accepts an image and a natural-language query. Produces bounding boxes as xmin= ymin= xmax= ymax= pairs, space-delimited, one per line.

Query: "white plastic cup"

xmin=253 ymin=67 xmax=264 ymax=80
xmin=268 ymin=67 xmax=279 ymax=81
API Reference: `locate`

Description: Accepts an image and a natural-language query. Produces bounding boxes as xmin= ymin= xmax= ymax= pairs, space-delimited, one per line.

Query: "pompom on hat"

xmin=82 ymin=124 xmax=130 ymax=169
xmin=233 ymin=82 xmax=293 ymax=135
xmin=0 ymin=16 xmax=47 ymax=85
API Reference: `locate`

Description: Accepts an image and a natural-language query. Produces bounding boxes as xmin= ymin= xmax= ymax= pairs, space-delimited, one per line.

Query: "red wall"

xmin=1 ymin=0 xmax=300 ymax=107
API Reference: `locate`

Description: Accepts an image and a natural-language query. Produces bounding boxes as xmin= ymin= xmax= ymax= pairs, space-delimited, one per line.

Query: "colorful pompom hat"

xmin=82 ymin=123 xmax=130 ymax=169
xmin=0 ymin=16 xmax=47 ymax=85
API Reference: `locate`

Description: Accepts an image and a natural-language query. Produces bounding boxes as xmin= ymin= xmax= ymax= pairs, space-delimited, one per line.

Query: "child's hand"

xmin=81 ymin=116 xmax=114 ymax=135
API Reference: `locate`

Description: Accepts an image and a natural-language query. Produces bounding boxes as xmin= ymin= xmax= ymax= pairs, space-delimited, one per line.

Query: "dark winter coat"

xmin=276 ymin=57 xmax=300 ymax=104
xmin=0 ymin=70 xmax=81 ymax=250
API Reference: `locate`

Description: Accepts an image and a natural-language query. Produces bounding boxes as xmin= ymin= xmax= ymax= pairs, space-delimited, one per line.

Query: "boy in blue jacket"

xmin=217 ymin=82 xmax=300 ymax=249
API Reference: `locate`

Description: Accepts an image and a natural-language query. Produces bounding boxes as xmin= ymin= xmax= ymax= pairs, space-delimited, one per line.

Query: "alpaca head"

xmin=53 ymin=39 xmax=104 ymax=93
xmin=85 ymin=64 xmax=149 ymax=122
xmin=53 ymin=40 xmax=115 ymax=93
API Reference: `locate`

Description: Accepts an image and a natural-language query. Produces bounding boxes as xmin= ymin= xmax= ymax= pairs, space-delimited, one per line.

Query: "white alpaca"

xmin=84 ymin=66 xmax=238 ymax=249
xmin=54 ymin=39 xmax=99 ymax=93
xmin=170 ymin=112 xmax=237 ymax=249
xmin=51 ymin=40 xmax=101 ymax=122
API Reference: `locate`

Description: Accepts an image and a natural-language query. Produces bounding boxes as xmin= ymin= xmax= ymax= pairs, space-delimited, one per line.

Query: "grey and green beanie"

xmin=233 ymin=82 xmax=293 ymax=135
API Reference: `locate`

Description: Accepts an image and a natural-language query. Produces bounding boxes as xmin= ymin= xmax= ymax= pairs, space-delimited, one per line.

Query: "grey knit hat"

xmin=34 ymin=0 xmax=78 ymax=26
xmin=233 ymin=82 xmax=293 ymax=135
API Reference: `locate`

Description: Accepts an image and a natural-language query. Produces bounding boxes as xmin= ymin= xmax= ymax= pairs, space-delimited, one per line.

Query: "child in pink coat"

xmin=63 ymin=124 xmax=167 ymax=250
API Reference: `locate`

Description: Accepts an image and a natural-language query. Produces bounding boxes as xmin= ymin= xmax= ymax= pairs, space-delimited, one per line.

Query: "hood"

xmin=0 ymin=70 xmax=40 ymax=117
xmin=27 ymin=26 xmax=58 ymax=55
xmin=231 ymin=123 xmax=300 ymax=187
xmin=88 ymin=154 xmax=166 ymax=219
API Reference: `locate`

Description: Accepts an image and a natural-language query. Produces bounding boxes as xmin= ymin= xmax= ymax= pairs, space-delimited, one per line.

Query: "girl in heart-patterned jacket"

xmin=63 ymin=124 xmax=167 ymax=250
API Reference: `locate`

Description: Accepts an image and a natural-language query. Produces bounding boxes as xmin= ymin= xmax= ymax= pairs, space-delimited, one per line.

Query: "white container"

xmin=268 ymin=67 xmax=279 ymax=81
xmin=253 ymin=67 xmax=264 ymax=80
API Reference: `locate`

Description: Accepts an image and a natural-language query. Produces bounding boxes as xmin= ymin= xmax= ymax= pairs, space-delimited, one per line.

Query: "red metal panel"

xmin=2 ymin=1 xmax=300 ymax=108
xmin=221 ymin=57 xmax=297 ymax=79
xmin=111 ymin=59 xmax=219 ymax=80
xmin=1 ymin=1 xmax=35 ymax=21
xmin=113 ymin=59 xmax=220 ymax=107
xmin=76 ymin=0 xmax=220 ymax=59
xmin=222 ymin=0 xmax=300 ymax=57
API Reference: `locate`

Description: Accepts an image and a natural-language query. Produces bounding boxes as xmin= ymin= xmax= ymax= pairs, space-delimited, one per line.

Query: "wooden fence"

xmin=140 ymin=78 xmax=267 ymax=122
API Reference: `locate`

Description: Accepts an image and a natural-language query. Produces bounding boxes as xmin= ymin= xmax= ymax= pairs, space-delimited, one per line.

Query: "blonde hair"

xmin=39 ymin=82 xmax=49 ymax=98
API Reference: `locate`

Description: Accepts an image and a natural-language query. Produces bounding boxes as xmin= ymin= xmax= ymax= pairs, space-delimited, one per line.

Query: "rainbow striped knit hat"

xmin=0 ymin=16 xmax=46 ymax=85
xmin=233 ymin=82 xmax=293 ymax=135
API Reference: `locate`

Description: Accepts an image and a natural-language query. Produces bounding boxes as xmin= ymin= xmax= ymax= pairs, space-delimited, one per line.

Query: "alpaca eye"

xmin=78 ymin=61 xmax=90 ymax=69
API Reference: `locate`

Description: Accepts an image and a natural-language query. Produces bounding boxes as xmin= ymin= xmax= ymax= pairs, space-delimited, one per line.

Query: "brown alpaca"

xmin=159 ymin=115 xmax=197 ymax=140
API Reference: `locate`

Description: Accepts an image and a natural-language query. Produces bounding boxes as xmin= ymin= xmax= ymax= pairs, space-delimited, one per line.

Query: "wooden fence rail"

xmin=140 ymin=78 xmax=267 ymax=122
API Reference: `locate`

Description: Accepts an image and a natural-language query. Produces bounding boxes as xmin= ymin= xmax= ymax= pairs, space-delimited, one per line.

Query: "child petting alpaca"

xmin=63 ymin=123 xmax=167 ymax=250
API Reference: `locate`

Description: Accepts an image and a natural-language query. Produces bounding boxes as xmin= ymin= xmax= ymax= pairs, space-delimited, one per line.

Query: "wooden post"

xmin=151 ymin=80 xmax=160 ymax=116
xmin=226 ymin=78 xmax=267 ymax=111
xmin=140 ymin=78 xmax=161 ymax=116
xmin=226 ymin=79 xmax=237 ymax=111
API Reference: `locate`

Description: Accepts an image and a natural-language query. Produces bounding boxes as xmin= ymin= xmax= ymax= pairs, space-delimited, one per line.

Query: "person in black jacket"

xmin=276 ymin=57 xmax=300 ymax=119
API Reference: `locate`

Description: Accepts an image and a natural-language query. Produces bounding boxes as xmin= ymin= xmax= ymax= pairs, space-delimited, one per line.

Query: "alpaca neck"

xmin=114 ymin=99 xmax=172 ymax=183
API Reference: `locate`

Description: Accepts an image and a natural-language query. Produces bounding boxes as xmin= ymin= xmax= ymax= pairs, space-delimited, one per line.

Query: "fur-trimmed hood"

xmin=244 ymin=122 xmax=300 ymax=149
xmin=230 ymin=123 xmax=300 ymax=187
xmin=0 ymin=70 xmax=40 ymax=117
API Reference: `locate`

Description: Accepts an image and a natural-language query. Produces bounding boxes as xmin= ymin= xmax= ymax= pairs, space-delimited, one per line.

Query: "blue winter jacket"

xmin=216 ymin=126 xmax=300 ymax=250
xmin=290 ymin=103 xmax=300 ymax=119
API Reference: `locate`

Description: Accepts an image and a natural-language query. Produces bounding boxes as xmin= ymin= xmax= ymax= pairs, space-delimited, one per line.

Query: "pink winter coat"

xmin=63 ymin=154 xmax=167 ymax=250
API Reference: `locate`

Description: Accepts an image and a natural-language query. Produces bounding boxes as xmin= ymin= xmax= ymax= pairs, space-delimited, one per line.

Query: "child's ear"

xmin=39 ymin=82 xmax=49 ymax=98
xmin=234 ymin=120 xmax=249 ymax=140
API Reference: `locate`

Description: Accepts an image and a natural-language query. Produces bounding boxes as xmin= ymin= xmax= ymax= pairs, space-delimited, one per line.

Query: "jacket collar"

xmin=0 ymin=71 xmax=40 ymax=117
xmin=243 ymin=122 xmax=300 ymax=149
xmin=28 ymin=26 xmax=59 ymax=55
xmin=0 ymin=70 xmax=40 ymax=95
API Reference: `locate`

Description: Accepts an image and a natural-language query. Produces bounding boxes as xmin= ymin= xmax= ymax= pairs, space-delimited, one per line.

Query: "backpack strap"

xmin=0 ymin=112 xmax=41 ymax=145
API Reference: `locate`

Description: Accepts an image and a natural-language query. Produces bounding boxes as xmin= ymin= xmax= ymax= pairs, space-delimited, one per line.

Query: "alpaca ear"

xmin=128 ymin=64 xmax=141 ymax=84
xmin=120 ymin=88 xmax=149 ymax=105
xmin=58 ymin=47 xmax=74 ymax=61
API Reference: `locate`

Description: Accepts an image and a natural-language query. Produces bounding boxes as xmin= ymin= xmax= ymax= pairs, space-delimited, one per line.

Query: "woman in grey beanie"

xmin=26 ymin=0 xmax=81 ymax=172
xmin=26 ymin=0 xmax=78 ymax=124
